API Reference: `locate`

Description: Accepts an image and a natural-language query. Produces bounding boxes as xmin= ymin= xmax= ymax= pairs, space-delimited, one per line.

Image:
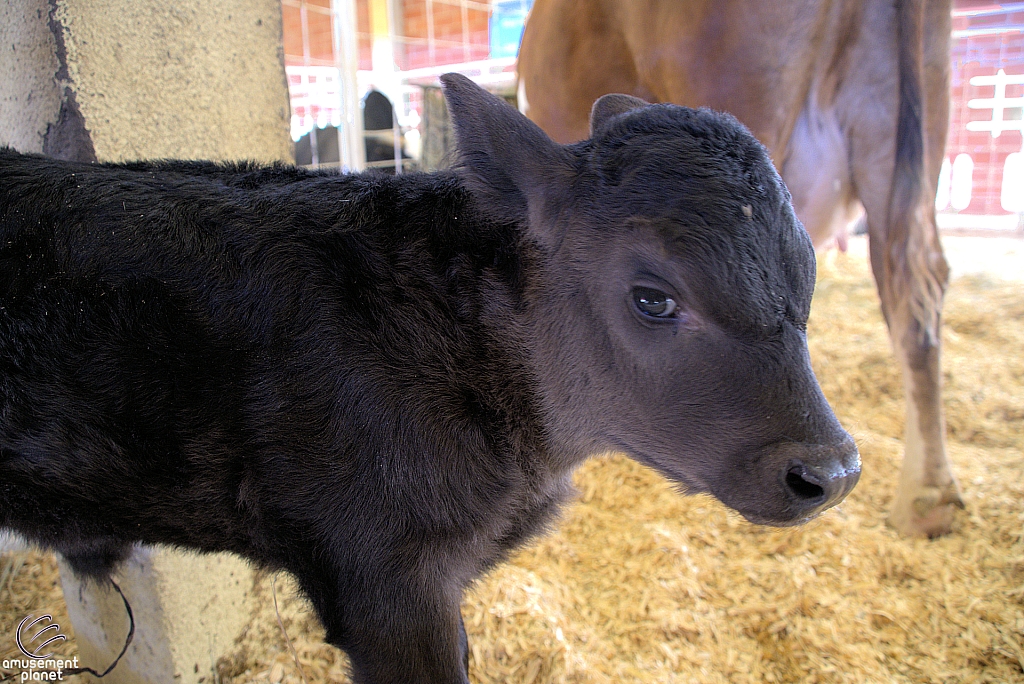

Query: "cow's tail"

xmin=883 ymin=0 xmax=948 ymax=345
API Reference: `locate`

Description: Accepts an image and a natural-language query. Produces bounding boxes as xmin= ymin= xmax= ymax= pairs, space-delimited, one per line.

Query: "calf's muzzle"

xmin=770 ymin=438 xmax=861 ymax=524
xmin=710 ymin=434 xmax=861 ymax=527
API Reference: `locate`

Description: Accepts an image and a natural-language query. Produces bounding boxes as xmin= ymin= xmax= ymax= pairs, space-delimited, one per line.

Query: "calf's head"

xmin=441 ymin=74 xmax=859 ymax=525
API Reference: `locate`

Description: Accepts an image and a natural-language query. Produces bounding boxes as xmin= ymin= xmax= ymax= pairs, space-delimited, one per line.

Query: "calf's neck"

xmin=0 ymin=74 xmax=858 ymax=683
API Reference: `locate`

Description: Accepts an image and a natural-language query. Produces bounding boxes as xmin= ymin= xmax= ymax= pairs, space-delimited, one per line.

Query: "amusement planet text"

xmin=2 ymin=657 xmax=79 ymax=681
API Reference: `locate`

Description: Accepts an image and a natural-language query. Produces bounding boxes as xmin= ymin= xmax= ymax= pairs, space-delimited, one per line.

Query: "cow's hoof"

xmin=887 ymin=484 xmax=965 ymax=538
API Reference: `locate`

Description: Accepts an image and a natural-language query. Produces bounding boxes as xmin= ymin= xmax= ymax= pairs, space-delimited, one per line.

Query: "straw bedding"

xmin=2 ymin=237 xmax=1022 ymax=683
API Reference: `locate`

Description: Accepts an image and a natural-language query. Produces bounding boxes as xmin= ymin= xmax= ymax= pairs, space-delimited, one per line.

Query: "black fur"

xmin=0 ymin=74 xmax=858 ymax=683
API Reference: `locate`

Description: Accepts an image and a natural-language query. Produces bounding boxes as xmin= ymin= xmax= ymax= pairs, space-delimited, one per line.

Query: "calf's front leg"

xmin=310 ymin=572 xmax=471 ymax=684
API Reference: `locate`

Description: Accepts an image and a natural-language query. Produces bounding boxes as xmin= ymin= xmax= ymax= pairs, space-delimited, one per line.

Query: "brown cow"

xmin=517 ymin=0 xmax=962 ymax=537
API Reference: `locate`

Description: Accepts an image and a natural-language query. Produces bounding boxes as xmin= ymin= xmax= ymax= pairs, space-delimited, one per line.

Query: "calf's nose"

xmin=783 ymin=438 xmax=860 ymax=516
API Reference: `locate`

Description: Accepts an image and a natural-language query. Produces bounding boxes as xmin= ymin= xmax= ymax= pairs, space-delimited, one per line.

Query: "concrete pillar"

xmin=58 ymin=550 xmax=254 ymax=684
xmin=0 ymin=0 xmax=78 ymax=156
xmin=0 ymin=2 xmax=294 ymax=682
xmin=1 ymin=0 xmax=293 ymax=163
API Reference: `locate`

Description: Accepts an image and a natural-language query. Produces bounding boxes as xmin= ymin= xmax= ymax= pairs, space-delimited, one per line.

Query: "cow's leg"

xmin=843 ymin=136 xmax=960 ymax=539
xmin=848 ymin=122 xmax=963 ymax=537
xmin=843 ymin=0 xmax=961 ymax=538
xmin=849 ymin=127 xmax=963 ymax=536
xmin=865 ymin=215 xmax=963 ymax=537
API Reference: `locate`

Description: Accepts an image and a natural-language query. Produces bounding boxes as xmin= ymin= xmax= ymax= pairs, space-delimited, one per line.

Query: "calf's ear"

xmin=589 ymin=93 xmax=648 ymax=136
xmin=440 ymin=73 xmax=575 ymax=250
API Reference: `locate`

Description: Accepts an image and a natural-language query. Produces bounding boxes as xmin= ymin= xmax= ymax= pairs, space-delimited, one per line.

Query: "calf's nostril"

xmin=785 ymin=464 xmax=825 ymax=501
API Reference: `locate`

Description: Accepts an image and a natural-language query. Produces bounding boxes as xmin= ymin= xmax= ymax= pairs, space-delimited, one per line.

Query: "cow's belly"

xmin=781 ymin=103 xmax=863 ymax=250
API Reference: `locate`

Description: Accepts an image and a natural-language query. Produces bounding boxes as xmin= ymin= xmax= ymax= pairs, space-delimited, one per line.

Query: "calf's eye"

xmin=632 ymin=286 xmax=677 ymax=318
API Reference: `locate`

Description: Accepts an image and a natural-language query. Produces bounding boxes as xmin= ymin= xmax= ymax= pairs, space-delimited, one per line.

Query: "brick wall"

xmin=399 ymin=0 xmax=490 ymax=71
xmin=281 ymin=0 xmax=371 ymax=69
xmin=282 ymin=0 xmax=489 ymax=72
xmin=944 ymin=3 xmax=1023 ymax=216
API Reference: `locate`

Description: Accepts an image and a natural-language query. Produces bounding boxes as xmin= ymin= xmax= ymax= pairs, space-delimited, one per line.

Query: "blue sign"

xmin=490 ymin=0 xmax=533 ymax=59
